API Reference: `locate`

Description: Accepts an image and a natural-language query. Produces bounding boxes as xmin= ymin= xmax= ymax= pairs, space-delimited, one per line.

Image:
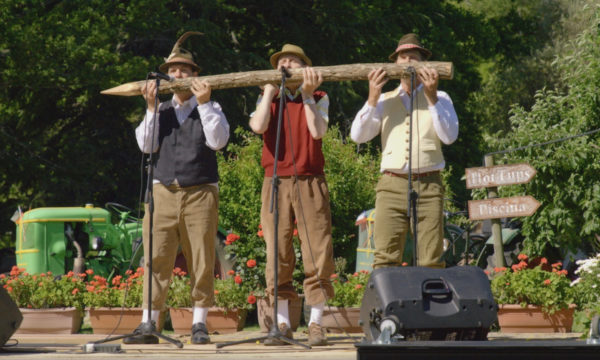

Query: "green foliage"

xmin=490 ymin=254 xmax=576 ymax=314
xmin=0 ymin=0 xmax=493 ymax=253
xmin=327 ymin=270 xmax=370 ymax=308
xmin=482 ymin=8 xmax=600 ymax=255
xmin=0 ymin=266 xmax=86 ymax=310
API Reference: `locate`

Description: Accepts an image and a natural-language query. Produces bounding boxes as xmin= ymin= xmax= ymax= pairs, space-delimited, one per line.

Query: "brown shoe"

xmin=263 ymin=323 xmax=293 ymax=346
xmin=308 ymin=322 xmax=328 ymax=346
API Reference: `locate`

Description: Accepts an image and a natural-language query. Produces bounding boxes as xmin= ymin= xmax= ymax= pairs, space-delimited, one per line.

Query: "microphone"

xmin=406 ymin=66 xmax=416 ymax=74
xmin=280 ymin=67 xmax=291 ymax=78
xmin=148 ymin=71 xmax=174 ymax=81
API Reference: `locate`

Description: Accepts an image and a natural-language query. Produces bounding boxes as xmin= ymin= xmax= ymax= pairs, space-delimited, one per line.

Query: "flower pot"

xmin=257 ymin=295 xmax=303 ymax=332
xmin=169 ymin=307 xmax=247 ymax=334
xmin=320 ymin=306 xmax=362 ymax=333
xmin=497 ymin=304 xmax=576 ymax=333
xmin=88 ymin=307 xmax=164 ymax=334
xmin=16 ymin=307 xmax=82 ymax=334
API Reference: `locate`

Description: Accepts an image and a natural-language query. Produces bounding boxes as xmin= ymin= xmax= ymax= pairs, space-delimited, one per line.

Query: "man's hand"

xmin=367 ymin=68 xmax=388 ymax=107
xmin=261 ymin=83 xmax=278 ymax=100
xmin=191 ymin=79 xmax=212 ymax=104
xmin=417 ymin=66 xmax=439 ymax=105
xmin=141 ymin=81 xmax=158 ymax=112
xmin=300 ymin=67 xmax=323 ymax=97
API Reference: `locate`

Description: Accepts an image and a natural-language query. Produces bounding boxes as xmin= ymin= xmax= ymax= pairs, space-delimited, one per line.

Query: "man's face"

xmin=395 ymin=49 xmax=423 ymax=64
xmin=167 ymin=63 xmax=197 ymax=79
xmin=277 ymin=54 xmax=304 ymax=70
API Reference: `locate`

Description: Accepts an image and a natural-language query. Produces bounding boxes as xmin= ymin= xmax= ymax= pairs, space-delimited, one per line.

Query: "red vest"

xmin=261 ymin=90 xmax=326 ymax=177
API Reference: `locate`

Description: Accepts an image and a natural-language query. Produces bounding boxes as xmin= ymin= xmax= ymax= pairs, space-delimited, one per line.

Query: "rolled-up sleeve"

xmin=350 ymin=100 xmax=382 ymax=144
xmin=429 ymin=91 xmax=458 ymax=145
xmin=199 ymin=101 xmax=230 ymax=151
xmin=135 ymin=109 xmax=160 ymax=153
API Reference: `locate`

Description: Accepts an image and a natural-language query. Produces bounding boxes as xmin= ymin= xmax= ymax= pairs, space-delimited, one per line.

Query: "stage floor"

xmin=0 ymin=330 xmax=589 ymax=360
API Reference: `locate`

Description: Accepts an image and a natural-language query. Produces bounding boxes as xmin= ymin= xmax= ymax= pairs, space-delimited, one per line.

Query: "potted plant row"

xmin=489 ymin=254 xmax=577 ymax=333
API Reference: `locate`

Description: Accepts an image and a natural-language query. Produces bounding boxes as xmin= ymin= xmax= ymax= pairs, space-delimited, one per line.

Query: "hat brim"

xmin=269 ymin=51 xmax=312 ymax=69
xmin=158 ymin=58 xmax=201 ymax=73
xmin=388 ymin=47 xmax=432 ymax=61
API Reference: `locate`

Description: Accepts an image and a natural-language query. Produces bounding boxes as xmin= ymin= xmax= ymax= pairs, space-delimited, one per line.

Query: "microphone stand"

xmin=406 ymin=67 xmax=419 ymax=267
xmin=217 ymin=68 xmax=310 ymax=349
xmin=91 ymin=76 xmax=183 ymax=348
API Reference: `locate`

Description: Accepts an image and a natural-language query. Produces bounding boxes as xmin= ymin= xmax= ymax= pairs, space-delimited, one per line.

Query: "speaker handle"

xmin=422 ymin=279 xmax=451 ymax=296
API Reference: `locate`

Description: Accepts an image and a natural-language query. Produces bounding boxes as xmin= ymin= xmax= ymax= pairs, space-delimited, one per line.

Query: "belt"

xmin=383 ymin=170 xmax=440 ymax=180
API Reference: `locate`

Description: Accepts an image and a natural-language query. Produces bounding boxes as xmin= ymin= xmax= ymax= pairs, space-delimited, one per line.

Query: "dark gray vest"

xmin=153 ymin=104 xmax=218 ymax=187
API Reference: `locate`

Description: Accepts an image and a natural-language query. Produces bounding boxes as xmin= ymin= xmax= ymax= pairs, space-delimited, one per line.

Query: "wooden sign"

xmin=100 ymin=61 xmax=453 ymax=96
xmin=468 ymin=196 xmax=541 ymax=220
xmin=465 ymin=163 xmax=536 ymax=189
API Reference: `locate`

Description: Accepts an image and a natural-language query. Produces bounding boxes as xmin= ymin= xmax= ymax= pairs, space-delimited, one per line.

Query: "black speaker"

xmin=0 ymin=286 xmax=22 ymax=347
xmin=360 ymin=266 xmax=497 ymax=341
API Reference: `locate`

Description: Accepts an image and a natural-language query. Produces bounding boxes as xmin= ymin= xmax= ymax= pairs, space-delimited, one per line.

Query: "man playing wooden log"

xmin=125 ymin=32 xmax=230 ymax=345
xmin=250 ymin=44 xmax=335 ymax=346
xmin=351 ymin=33 xmax=459 ymax=269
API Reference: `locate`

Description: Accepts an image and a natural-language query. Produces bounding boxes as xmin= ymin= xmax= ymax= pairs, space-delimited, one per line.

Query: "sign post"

xmin=465 ymin=157 xmax=540 ymax=267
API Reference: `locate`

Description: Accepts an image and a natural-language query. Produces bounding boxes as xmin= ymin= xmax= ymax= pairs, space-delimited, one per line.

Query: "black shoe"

xmin=122 ymin=322 xmax=159 ymax=344
xmin=191 ymin=322 xmax=211 ymax=344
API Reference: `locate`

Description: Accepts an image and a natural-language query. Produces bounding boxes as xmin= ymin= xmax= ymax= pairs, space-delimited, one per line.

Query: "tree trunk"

xmin=101 ymin=62 xmax=453 ymax=96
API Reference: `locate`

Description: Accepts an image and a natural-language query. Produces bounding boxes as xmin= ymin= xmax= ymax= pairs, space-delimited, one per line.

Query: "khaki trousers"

xmin=373 ymin=173 xmax=445 ymax=269
xmin=261 ymin=176 xmax=335 ymax=306
xmin=142 ymin=182 xmax=218 ymax=310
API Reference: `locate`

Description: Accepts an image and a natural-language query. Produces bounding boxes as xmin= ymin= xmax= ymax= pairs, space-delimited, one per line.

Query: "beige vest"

xmin=380 ymin=87 xmax=444 ymax=170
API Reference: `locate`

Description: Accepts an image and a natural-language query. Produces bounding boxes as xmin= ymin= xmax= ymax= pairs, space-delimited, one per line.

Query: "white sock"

xmin=142 ymin=309 xmax=161 ymax=323
xmin=276 ymin=299 xmax=291 ymax=327
xmin=193 ymin=306 xmax=209 ymax=325
xmin=309 ymin=301 xmax=324 ymax=326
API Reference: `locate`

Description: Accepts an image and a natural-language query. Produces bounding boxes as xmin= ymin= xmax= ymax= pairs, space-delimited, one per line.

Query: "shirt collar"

xmin=171 ymin=94 xmax=198 ymax=110
xmin=276 ymin=85 xmax=303 ymax=100
xmin=394 ymin=83 xmax=423 ymax=97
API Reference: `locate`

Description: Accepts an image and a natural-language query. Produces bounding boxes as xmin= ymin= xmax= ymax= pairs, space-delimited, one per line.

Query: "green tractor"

xmin=13 ymin=203 xmax=234 ymax=279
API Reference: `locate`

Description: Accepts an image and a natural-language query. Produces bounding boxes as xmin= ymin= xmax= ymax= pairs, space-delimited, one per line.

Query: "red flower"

xmin=551 ymin=262 xmax=562 ymax=269
xmin=517 ymin=253 xmax=528 ymax=261
xmin=401 ymin=262 xmax=408 ymax=266
xmin=484 ymin=270 xmax=490 ymax=275
xmin=257 ymin=230 xmax=264 ymax=237
xmin=246 ymin=259 xmax=257 ymax=268
xmin=72 ymin=288 xmax=79 ymax=295
xmin=247 ymin=295 xmax=257 ymax=304
xmin=330 ymin=274 xmax=338 ymax=279
xmin=355 ymin=284 xmax=363 ymax=290
xmin=353 ymin=272 xmax=359 ymax=277
xmin=234 ymin=275 xmax=242 ymax=284
xmin=85 ymin=269 xmax=94 ymax=275
xmin=214 ymin=290 xmax=219 ymax=295
xmin=227 ymin=270 xmax=235 ymax=276
xmin=226 ymin=233 xmax=240 ymax=244
xmin=293 ymin=228 xmax=298 ymax=237
xmin=543 ymin=279 xmax=551 ymax=285
xmin=258 ymin=224 xmax=262 ymax=230
xmin=540 ymin=257 xmax=548 ymax=264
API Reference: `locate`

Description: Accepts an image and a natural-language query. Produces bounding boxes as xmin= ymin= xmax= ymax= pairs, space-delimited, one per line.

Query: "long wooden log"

xmin=100 ymin=62 xmax=453 ymax=96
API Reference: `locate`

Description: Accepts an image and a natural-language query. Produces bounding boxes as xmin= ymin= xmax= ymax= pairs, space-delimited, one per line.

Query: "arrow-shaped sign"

xmin=468 ymin=196 xmax=541 ymax=221
xmin=465 ymin=163 xmax=536 ymax=189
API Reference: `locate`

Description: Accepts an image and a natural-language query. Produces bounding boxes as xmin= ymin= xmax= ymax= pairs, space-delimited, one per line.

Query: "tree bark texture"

xmin=101 ymin=62 xmax=453 ymax=96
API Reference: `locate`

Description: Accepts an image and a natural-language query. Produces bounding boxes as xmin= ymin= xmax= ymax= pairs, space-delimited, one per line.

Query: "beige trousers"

xmin=260 ymin=176 xmax=335 ymax=306
xmin=373 ymin=173 xmax=445 ymax=269
xmin=142 ymin=182 xmax=218 ymax=310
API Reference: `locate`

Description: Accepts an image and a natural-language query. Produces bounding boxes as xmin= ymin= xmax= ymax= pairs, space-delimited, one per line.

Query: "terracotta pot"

xmin=320 ymin=306 xmax=362 ymax=333
xmin=88 ymin=307 xmax=152 ymax=334
xmin=16 ymin=307 xmax=82 ymax=334
xmin=257 ymin=296 xmax=303 ymax=332
xmin=497 ymin=304 xmax=576 ymax=333
xmin=169 ymin=307 xmax=247 ymax=334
